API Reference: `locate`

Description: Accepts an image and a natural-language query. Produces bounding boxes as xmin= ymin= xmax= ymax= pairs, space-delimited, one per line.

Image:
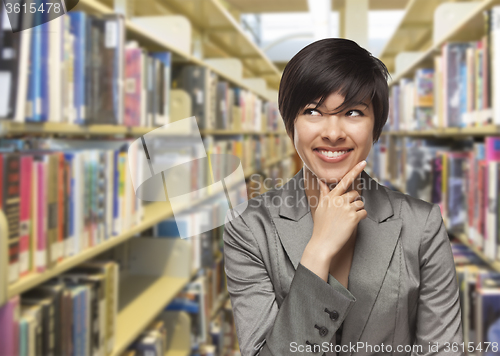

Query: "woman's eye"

xmin=346 ymin=110 xmax=364 ymax=117
xmin=303 ymin=109 xmax=322 ymax=116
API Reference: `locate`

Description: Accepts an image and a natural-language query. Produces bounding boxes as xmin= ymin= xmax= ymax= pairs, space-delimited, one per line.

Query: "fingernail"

xmin=359 ymin=160 xmax=366 ymax=167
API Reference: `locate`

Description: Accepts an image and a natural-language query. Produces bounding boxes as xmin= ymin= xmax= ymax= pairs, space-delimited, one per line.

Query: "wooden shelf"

xmin=200 ymin=129 xmax=287 ymax=136
xmin=165 ymin=351 xmax=190 ymax=356
xmin=379 ymin=0 xmax=447 ymax=74
xmin=387 ymin=0 xmax=500 ymax=87
xmin=151 ymin=0 xmax=281 ymax=90
xmin=381 ymin=125 xmax=500 ymax=137
xmin=377 ymin=178 xmax=500 ymax=272
xmin=0 ymin=121 xmax=288 ymax=137
xmin=74 ymin=0 xmax=280 ymax=100
xmin=453 ymin=233 xmax=500 ymax=273
xmin=210 ymin=291 xmax=229 ymax=320
xmin=7 ymin=151 xmax=295 ymax=298
xmin=113 ymin=274 xmax=190 ymax=355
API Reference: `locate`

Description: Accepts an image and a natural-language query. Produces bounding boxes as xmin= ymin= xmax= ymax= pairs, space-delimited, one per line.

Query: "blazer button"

xmin=306 ymin=340 xmax=321 ymax=353
xmin=314 ymin=324 xmax=329 ymax=337
xmin=325 ymin=308 xmax=339 ymax=321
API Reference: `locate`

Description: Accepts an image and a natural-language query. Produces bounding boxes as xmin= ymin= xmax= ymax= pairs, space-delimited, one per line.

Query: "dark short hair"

xmin=278 ymin=38 xmax=390 ymax=143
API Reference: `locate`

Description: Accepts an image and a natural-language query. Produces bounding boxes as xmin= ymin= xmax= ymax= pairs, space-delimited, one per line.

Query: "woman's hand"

xmin=300 ymin=160 xmax=368 ymax=282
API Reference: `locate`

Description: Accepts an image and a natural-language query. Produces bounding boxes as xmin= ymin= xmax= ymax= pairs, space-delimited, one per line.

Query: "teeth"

xmin=319 ymin=150 xmax=348 ymax=158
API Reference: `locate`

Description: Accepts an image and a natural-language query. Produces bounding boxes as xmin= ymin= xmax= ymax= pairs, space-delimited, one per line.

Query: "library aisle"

xmin=0 ymin=0 xmax=500 ymax=355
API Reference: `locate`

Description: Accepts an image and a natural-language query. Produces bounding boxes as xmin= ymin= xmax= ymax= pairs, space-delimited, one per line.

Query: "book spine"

xmin=19 ymin=155 xmax=32 ymax=277
xmin=64 ymin=155 xmax=75 ymax=257
xmin=492 ymin=7 xmax=500 ymax=124
xmin=68 ymin=12 xmax=87 ymax=124
xmin=112 ymin=150 xmax=120 ymax=236
xmin=3 ymin=153 xmax=21 ymax=284
xmin=57 ymin=153 xmax=64 ymax=262
xmin=74 ymin=153 xmax=84 ymax=254
xmin=35 ymin=161 xmax=47 ymax=273
xmin=39 ymin=21 xmax=50 ymax=123
xmin=105 ymin=151 xmax=114 ymax=240
xmin=26 ymin=18 xmax=41 ymax=122
xmin=46 ymin=154 xmax=58 ymax=268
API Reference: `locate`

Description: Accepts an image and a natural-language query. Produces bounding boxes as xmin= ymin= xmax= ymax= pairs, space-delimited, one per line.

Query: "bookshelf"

xmin=387 ymin=0 xmax=500 ymax=87
xmin=0 ymin=0 xmax=294 ymax=354
xmin=74 ymin=0 xmax=280 ymax=101
xmin=0 ymin=121 xmax=289 ymax=137
xmin=375 ymin=1 xmax=500 ymax=350
xmin=138 ymin=0 xmax=282 ymax=88
xmin=115 ymin=274 xmax=193 ymax=356
xmin=381 ymin=124 xmax=500 ymax=137
xmin=380 ymin=177 xmax=500 ymax=274
xmin=1 ymin=149 xmax=295 ymax=302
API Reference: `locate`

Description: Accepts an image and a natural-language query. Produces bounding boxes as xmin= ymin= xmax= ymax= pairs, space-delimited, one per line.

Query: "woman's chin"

xmin=311 ymin=167 xmax=347 ymax=183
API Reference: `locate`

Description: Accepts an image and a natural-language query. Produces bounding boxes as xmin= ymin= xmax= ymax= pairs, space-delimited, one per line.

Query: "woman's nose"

xmin=321 ymin=116 xmax=347 ymax=142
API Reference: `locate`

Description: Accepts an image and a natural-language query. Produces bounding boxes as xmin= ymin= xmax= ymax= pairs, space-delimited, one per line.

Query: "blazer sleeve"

xmin=222 ymin=209 xmax=356 ymax=356
xmin=412 ymin=203 xmax=464 ymax=356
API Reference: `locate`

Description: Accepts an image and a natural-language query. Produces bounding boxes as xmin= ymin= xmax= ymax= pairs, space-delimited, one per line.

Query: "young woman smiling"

xmin=222 ymin=38 xmax=464 ymax=356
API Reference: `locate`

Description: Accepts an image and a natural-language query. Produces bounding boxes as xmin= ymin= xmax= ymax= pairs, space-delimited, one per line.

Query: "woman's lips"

xmin=313 ymin=148 xmax=353 ymax=163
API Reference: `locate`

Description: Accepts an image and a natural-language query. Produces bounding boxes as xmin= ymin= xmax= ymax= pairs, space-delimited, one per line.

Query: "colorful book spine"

xmin=112 ymin=149 xmax=120 ymax=236
xmin=124 ymin=47 xmax=142 ymax=127
xmin=36 ymin=159 xmax=47 ymax=273
xmin=57 ymin=153 xmax=65 ymax=263
xmin=19 ymin=155 xmax=32 ymax=277
xmin=68 ymin=12 xmax=87 ymax=124
xmin=2 ymin=153 xmax=21 ymax=284
xmin=151 ymin=51 xmax=171 ymax=126
xmin=26 ymin=12 xmax=42 ymax=122
xmin=0 ymin=295 xmax=20 ymax=356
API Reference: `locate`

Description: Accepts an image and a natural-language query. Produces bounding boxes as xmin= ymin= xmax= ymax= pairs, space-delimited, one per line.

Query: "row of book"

xmin=0 ymin=260 xmax=119 ymax=356
xmin=371 ymin=135 xmax=500 ymax=262
xmin=163 ymin=273 xmax=230 ymax=356
xmin=171 ymin=65 xmax=283 ymax=132
xmin=151 ymin=185 xmax=245 ymax=272
xmin=1 ymin=130 xmax=293 ymax=285
xmin=0 ymin=5 xmax=283 ymax=133
xmin=209 ymin=300 xmax=239 ymax=356
xmin=121 ymin=297 xmax=237 ymax=356
xmin=387 ymin=6 xmax=500 ymax=131
xmin=452 ymin=241 xmax=500 ymax=355
xmin=121 ymin=317 xmax=168 ymax=356
xmin=0 ymin=141 xmax=145 ymax=285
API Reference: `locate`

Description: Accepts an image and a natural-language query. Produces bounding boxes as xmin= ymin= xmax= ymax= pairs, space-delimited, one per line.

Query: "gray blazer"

xmin=222 ymin=167 xmax=464 ymax=356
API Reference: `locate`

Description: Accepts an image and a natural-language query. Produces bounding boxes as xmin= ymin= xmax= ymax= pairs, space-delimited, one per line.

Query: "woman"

xmin=222 ymin=38 xmax=463 ymax=356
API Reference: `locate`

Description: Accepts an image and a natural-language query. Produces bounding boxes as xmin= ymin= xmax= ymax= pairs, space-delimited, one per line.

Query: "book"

xmin=1 ymin=153 xmax=21 ymax=284
xmin=0 ymin=295 xmax=20 ymax=356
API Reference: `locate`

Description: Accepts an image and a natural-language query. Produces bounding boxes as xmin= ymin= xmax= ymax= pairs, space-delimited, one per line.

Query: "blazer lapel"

xmin=272 ymin=167 xmax=402 ymax=355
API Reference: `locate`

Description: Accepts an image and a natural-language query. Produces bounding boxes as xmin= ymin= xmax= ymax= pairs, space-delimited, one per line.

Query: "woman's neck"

xmin=302 ymin=166 xmax=363 ymax=218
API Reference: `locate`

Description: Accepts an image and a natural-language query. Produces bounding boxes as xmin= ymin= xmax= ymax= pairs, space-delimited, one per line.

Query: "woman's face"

xmin=292 ymin=91 xmax=374 ymax=185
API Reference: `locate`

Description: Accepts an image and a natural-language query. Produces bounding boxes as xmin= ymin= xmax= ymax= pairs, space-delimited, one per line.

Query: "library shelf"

xmin=387 ymin=0 xmax=500 ymax=88
xmin=379 ymin=0 xmax=446 ymax=74
xmin=113 ymin=270 xmax=198 ymax=356
xmin=0 ymin=121 xmax=288 ymax=137
xmin=377 ymin=178 xmax=500 ymax=273
xmin=381 ymin=125 xmax=500 ymax=137
xmin=4 ymin=151 xmax=296 ymax=301
xmin=0 ymin=121 xmax=195 ymax=137
xmin=165 ymin=351 xmax=190 ymax=356
xmin=156 ymin=0 xmax=282 ymax=89
xmin=200 ymin=129 xmax=288 ymax=136
xmin=74 ymin=0 xmax=279 ymax=102
xmin=453 ymin=233 xmax=500 ymax=273
xmin=210 ymin=291 xmax=230 ymax=321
